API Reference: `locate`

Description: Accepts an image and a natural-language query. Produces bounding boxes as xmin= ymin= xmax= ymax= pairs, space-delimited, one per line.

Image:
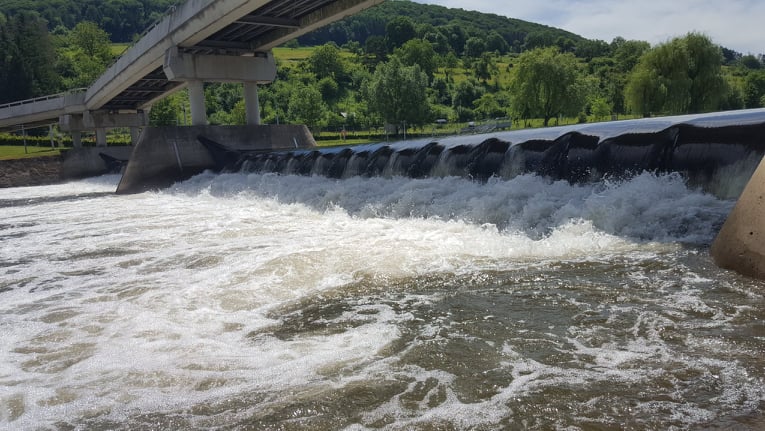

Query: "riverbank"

xmin=0 ymin=155 xmax=64 ymax=188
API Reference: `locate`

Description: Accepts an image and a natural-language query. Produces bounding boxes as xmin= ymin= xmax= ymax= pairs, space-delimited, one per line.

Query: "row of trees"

xmin=3 ymin=1 xmax=765 ymax=134
xmin=150 ymin=31 xmax=763 ymax=134
xmin=0 ymin=12 xmax=113 ymax=103
xmin=298 ymin=0 xmax=586 ymax=57
xmin=0 ymin=0 xmax=177 ymax=42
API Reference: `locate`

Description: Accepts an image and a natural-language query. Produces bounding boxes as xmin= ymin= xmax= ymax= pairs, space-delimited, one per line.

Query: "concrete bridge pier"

xmin=71 ymin=130 xmax=82 ymax=148
xmin=130 ymin=127 xmax=142 ymax=145
xmin=60 ymin=110 xmax=148 ymax=146
xmin=244 ymin=82 xmax=260 ymax=126
xmin=187 ymin=80 xmax=208 ymax=126
xmin=95 ymin=128 xmax=107 ymax=147
xmin=163 ymin=48 xmax=277 ymax=126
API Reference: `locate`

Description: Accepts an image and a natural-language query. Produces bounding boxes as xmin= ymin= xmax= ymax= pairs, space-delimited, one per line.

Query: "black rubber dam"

xmin=199 ymin=110 xmax=765 ymax=198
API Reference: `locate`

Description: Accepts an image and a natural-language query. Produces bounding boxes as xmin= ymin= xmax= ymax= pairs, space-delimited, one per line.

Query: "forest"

xmin=2 ymin=0 xmax=765 ymax=142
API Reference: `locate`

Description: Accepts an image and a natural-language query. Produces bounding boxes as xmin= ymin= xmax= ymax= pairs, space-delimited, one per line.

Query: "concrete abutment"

xmin=116 ymin=124 xmax=316 ymax=194
xmin=711 ymin=155 xmax=765 ymax=279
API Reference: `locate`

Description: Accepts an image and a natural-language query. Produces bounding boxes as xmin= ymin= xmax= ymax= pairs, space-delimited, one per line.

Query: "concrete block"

xmin=61 ymin=147 xmax=134 ymax=179
xmin=116 ymin=125 xmax=315 ymax=194
xmin=163 ymin=48 xmax=277 ymax=83
xmin=711 ymin=155 xmax=765 ymax=279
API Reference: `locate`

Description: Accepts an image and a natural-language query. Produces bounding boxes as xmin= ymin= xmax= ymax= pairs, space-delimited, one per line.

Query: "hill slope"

xmin=299 ymin=0 xmax=586 ymax=52
xmin=0 ymin=0 xmax=588 ymax=52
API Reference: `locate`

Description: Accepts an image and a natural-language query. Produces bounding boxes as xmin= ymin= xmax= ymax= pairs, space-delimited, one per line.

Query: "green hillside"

xmin=1 ymin=0 xmax=764 ymax=149
xmin=299 ymin=0 xmax=587 ymax=54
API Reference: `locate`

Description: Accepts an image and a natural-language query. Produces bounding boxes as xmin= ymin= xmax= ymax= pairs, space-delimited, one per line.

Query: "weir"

xmin=196 ymin=110 xmax=765 ymax=197
xmin=135 ymin=108 xmax=765 ymax=279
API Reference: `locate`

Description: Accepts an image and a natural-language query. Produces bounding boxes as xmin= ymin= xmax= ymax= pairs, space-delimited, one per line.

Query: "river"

xmin=1 ymin=170 xmax=764 ymax=430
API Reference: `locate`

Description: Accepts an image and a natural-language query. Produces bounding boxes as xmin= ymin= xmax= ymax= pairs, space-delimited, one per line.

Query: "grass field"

xmin=0 ymin=146 xmax=62 ymax=160
xmin=110 ymin=43 xmax=130 ymax=56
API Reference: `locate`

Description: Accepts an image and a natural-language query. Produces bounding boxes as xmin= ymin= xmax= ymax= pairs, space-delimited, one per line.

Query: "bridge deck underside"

xmin=107 ymin=0 xmax=339 ymax=111
xmin=104 ymin=67 xmax=184 ymax=111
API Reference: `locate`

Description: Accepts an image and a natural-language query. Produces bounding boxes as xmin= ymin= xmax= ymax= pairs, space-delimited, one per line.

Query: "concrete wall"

xmin=61 ymin=147 xmax=134 ymax=179
xmin=116 ymin=124 xmax=315 ymax=194
xmin=711 ymin=155 xmax=765 ymax=279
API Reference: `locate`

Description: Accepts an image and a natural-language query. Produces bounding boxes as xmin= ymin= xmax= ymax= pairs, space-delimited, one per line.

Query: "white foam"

xmin=0 ymin=171 xmax=756 ymax=428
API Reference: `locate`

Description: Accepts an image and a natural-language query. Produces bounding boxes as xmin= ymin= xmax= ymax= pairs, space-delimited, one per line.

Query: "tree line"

xmin=2 ymin=1 xmax=765 ymax=136
xmin=0 ymin=0 xmax=176 ymax=43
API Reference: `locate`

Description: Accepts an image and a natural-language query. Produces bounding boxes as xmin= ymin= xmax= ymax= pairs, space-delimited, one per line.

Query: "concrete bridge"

xmin=0 ymin=0 xmax=382 ymax=145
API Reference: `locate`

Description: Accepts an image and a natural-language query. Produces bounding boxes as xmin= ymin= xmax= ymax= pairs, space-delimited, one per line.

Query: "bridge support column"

xmin=95 ymin=128 xmax=107 ymax=147
xmin=130 ymin=127 xmax=142 ymax=145
xmin=244 ymin=82 xmax=260 ymax=125
xmin=71 ymin=131 xmax=82 ymax=148
xmin=187 ymin=80 xmax=208 ymax=126
xmin=163 ymin=48 xmax=276 ymax=126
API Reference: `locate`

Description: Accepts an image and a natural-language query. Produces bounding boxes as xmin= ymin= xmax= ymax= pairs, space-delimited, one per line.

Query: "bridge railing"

xmin=0 ymin=88 xmax=88 ymax=110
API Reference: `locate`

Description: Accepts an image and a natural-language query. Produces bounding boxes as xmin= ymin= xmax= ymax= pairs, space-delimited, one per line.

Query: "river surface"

xmin=1 ymin=171 xmax=764 ymax=430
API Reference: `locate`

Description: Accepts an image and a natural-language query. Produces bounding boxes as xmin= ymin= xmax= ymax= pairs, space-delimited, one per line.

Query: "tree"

xmin=624 ymin=66 xmax=664 ymax=117
xmin=510 ymin=47 xmax=585 ymax=126
xmin=288 ymin=83 xmax=327 ymax=130
xmin=612 ymin=38 xmax=650 ymax=73
xmin=740 ymin=55 xmax=762 ymax=70
xmin=149 ymin=94 xmax=181 ymax=126
xmin=590 ymin=97 xmax=612 ymax=121
xmin=395 ymin=39 xmax=438 ymax=79
xmin=308 ymin=43 xmax=345 ymax=80
xmin=0 ymin=12 xmax=60 ymax=103
xmin=439 ymin=23 xmax=466 ymax=54
xmin=364 ymin=35 xmax=387 ymax=63
xmin=452 ymin=79 xmax=484 ymax=109
xmin=486 ymin=31 xmax=509 ymax=54
xmin=575 ymin=39 xmax=610 ymax=60
xmin=744 ymin=70 xmax=765 ymax=108
xmin=385 ymin=16 xmax=416 ymax=51
xmin=63 ymin=21 xmax=114 ymax=87
xmin=524 ymin=30 xmax=556 ymax=50
xmin=625 ymin=33 xmax=725 ymax=116
xmin=70 ymin=21 xmax=112 ymax=60
xmin=464 ymin=37 xmax=486 ymax=59
xmin=474 ymin=93 xmax=506 ymax=119
xmin=685 ymin=33 xmax=726 ymax=113
xmin=365 ymin=56 xmax=430 ymax=128
xmin=473 ymin=52 xmax=499 ymax=85
xmin=424 ymin=31 xmax=450 ymax=56
xmin=317 ymin=76 xmax=340 ymax=104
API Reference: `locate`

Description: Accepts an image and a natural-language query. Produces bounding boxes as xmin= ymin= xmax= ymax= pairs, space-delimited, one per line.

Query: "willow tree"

xmin=510 ymin=47 xmax=585 ymax=126
xmin=625 ymin=33 xmax=725 ymax=116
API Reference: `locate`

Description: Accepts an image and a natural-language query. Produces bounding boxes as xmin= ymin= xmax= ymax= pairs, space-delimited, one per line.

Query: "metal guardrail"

xmin=0 ymin=88 xmax=87 ymax=110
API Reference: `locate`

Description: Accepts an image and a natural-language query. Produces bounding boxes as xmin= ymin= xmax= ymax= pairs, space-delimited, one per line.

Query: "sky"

xmin=415 ymin=0 xmax=764 ymax=54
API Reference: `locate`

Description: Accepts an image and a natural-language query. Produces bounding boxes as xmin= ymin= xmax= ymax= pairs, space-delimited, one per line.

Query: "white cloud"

xmin=415 ymin=0 xmax=765 ymax=54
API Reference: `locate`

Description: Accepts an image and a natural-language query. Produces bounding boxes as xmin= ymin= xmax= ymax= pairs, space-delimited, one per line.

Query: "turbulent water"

xmin=1 ymin=170 xmax=764 ymax=430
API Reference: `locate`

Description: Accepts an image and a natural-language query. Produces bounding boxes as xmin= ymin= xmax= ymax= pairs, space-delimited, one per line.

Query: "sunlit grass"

xmin=110 ymin=43 xmax=130 ymax=56
xmin=0 ymin=146 xmax=62 ymax=160
xmin=273 ymin=47 xmax=315 ymax=63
